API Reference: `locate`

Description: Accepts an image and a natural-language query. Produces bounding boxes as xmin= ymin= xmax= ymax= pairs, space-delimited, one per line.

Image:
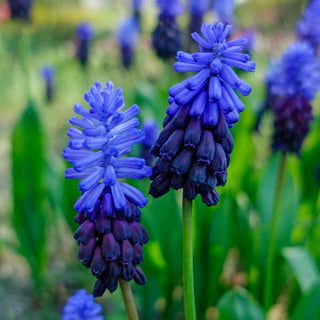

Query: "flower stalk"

xmin=264 ymin=152 xmax=287 ymax=310
xmin=182 ymin=197 xmax=196 ymax=320
xmin=119 ymin=278 xmax=140 ymax=320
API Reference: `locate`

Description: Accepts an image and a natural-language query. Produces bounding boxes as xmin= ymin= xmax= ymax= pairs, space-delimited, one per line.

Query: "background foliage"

xmin=0 ymin=0 xmax=319 ymax=319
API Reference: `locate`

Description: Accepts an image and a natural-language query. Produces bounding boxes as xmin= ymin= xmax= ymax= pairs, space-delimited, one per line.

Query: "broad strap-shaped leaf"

xmin=11 ymin=100 xmax=47 ymax=287
xmin=217 ymin=287 xmax=265 ymax=320
xmin=282 ymin=246 xmax=320 ymax=294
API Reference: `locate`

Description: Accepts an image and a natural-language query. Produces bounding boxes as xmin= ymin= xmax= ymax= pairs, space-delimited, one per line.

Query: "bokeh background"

xmin=0 ymin=0 xmax=320 ymax=319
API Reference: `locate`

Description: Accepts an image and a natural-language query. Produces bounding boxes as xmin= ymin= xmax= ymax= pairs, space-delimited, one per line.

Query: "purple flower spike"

xmin=40 ymin=65 xmax=56 ymax=103
xmin=296 ymin=0 xmax=320 ymax=49
xmin=63 ymin=81 xmax=151 ymax=296
xmin=152 ymin=0 xmax=183 ymax=59
xmin=61 ymin=289 xmax=104 ymax=320
xmin=117 ymin=18 xmax=139 ymax=68
xmin=75 ymin=22 xmax=95 ymax=67
xmin=188 ymin=0 xmax=210 ymax=34
xmin=150 ymin=22 xmax=255 ymax=206
xmin=266 ymin=41 xmax=320 ymax=155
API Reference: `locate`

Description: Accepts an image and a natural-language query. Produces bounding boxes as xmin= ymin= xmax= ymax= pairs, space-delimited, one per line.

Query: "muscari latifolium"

xmin=63 ymin=81 xmax=152 ymax=297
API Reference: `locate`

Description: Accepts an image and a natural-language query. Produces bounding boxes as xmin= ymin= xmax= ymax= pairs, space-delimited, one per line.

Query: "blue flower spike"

xmin=61 ymin=289 xmax=104 ymax=320
xmin=75 ymin=22 xmax=95 ymax=67
xmin=266 ymin=41 xmax=320 ymax=154
xmin=296 ymin=0 xmax=320 ymax=49
xmin=152 ymin=0 xmax=183 ymax=59
xmin=63 ymin=81 xmax=152 ymax=296
xmin=150 ymin=22 xmax=256 ymax=206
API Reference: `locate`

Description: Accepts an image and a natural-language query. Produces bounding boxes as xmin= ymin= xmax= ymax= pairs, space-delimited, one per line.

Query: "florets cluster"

xmin=152 ymin=0 xmax=183 ymax=59
xmin=40 ymin=65 xmax=55 ymax=103
xmin=296 ymin=0 xmax=320 ymax=49
xmin=75 ymin=22 xmax=95 ymax=67
xmin=150 ymin=23 xmax=255 ymax=206
xmin=117 ymin=18 xmax=139 ymax=69
xmin=61 ymin=289 xmax=104 ymax=320
xmin=213 ymin=0 xmax=235 ymax=24
xmin=267 ymin=41 xmax=320 ymax=154
xmin=189 ymin=0 xmax=209 ymax=34
xmin=63 ymin=81 xmax=152 ymax=295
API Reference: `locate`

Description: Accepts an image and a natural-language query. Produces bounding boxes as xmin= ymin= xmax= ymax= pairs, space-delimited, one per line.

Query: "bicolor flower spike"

xmin=266 ymin=41 xmax=320 ymax=154
xmin=40 ymin=65 xmax=56 ymax=103
xmin=188 ymin=0 xmax=210 ymax=34
xmin=296 ymin=0 xmax=320 ymax=49
xmin=63 ymin=82 xmax=152 ymax=295
xmin=152 ymin=0 xmax=183 ymax=59
xmin=150 ymin=22 xmax=255 ymax=206
xmin=75 ymin=22 xmax=95 ymax=67
xmin=117 ymin=18 xmax=139 ymax=68
xmin=61 ymin=289 xmax=104 ymax=320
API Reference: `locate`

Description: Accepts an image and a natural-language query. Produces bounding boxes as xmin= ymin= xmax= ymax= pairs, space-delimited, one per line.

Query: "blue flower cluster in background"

xmin=266 ymin=41 xmax=320 ymax=154
xmin=150 ymin=23 xmax=256 ymax=206
xmin=132 ymin=0 xmax=144 ymax=30
xmin=40 ymin=65 xmax=56 ymax=103
xmin=152 ymin=0 xmax=183 ymax=59
xmin=117 ymin=18 xmax=139 ymax=69
xmin=213 ymin=0 xmax=235 ymax=24
xmin=63 ymin=81 xmax=151 ymax=296
xmin=296 ymin=0 xmax=320 ymax=49
xmin=75 ymin=22 xmax=95 ymax=67
xmin=188 ymin=0 xmax=209 ymax=34
xmin=61 ymin=289 xmax=104 ymax=320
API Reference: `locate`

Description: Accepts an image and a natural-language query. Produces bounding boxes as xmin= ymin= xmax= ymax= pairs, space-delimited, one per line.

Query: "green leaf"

xmin=292 ymin=280 xmax=320 ymax=320
xmin=256 ymin=153 xmax=300 ymax=263
xmin=11 ymin=100 xmax=48 ymax=288
xmin=282 ymin=247 xmax=320 ymax=294
xmin=217 ymin=287 xmax=265 ymax=320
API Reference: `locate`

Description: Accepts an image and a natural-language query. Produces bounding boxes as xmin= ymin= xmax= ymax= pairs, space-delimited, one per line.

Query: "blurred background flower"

xmin=61 ymin=289 xmax=104 ymax=320
xmin=75 ymin=22 xmax=95 ymax=68
xmin=40 ymin=64 xmax=56 ymax=103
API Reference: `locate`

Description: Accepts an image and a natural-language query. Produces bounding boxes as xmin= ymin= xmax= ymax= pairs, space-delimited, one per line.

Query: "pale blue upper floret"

xmin=117 ymin=18 xmax=139 ymax=47
xmin=61 ymin=289 xmax=104 ymax=320
xmin=156 ymin=0 xmax=183 ymax=16
xmin=63 ymin=82 xmax=152 ymax=215
xmin=168 ymin=23 xmax=256 ymax=126
xmin=268 ymin=41 xmax=320 ymax=101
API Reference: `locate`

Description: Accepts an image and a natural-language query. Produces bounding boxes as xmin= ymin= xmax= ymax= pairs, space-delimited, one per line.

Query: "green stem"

xmin=182 ymin=197 xmax=196 ymax=320
xmin=264 ymin=152 xmax=287 ymax=310
xmin=119 ymin=278 xmax=139 ymax=320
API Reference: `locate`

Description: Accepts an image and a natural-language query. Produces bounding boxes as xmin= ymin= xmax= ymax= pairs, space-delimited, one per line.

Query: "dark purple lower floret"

xmin=76 ymin=40 xmax=90 ymax=67
xmin=149 ymin=105 xmax=234 ymax=206
xmin=7 ymin=0 xmax=32 ymax=21
xmin=120 ymin=44 xmax=134 ymax=69
xmin=189 ymin=13 xmax=203 ymax=35
xmin=152 ymin=14 xmax=182 ymax=60
xmin=73 ymin=193 xmax=149 ymax=297
xmin=272 ymin=96 xmax=313 ymax=155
